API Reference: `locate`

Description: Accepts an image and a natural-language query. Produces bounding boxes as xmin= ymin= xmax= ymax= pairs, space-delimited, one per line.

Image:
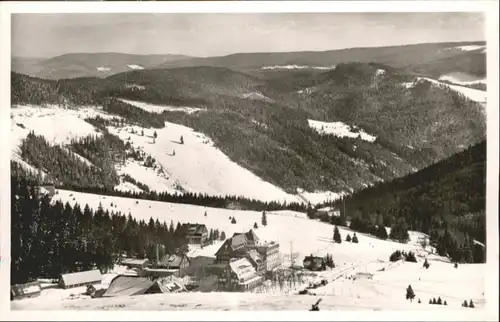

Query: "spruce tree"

xmin=180 ymin=135 xmax=184 ymax=144
xmin=254 ymin=222 xmax=258 ymax=229
xmin=346 ymin=234 xmax=352 ymax=242
xmin=333 ymin=226 xmax=342 ymax=243
xmin=429 ymin=299 xmax=432 ymax=304
xmin=352 ymin=233 xmax=359 ymax=243
xmin=220 ymin=231 xmax=226 ymax=241
xmin=231 ymin=217 xmax=236 ymax=224
xmin=418 ymin=299 xmax=421 ymax=304
xmin=153 ymin=131 xmax=157 ymax=139
xmin=432 ymin=298 xmax=437 ymax=305
xmin=469 ymin=300 xmax=474 ymax=308
xmin=463 ymin=300 xmax=468 ymax=307
xmin=437 ymin=297 xmax=442 ymax=305
xmin=423 ymin=258 xmax=430 ymax=269
xmin=406 ymin=285 xmax=415 ymax=301
xmin=444 ymin=300 xmax=447 ymax=306
xmin=262 ymin=211 xmax=267 ymax=226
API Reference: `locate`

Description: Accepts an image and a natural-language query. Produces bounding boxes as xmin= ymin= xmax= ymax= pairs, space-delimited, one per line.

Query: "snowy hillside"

xmin=11 ymin=104 xmax=345 ymax=204
xmin=402 ymin=78 xmax=486 ymax=104
xmin=107 ymin=122 xmax=301 ymax=203
xmin=11 ymin=189 xmax=487 ymax=312
xmin=55 ymin=189 xmax=432 ymax=266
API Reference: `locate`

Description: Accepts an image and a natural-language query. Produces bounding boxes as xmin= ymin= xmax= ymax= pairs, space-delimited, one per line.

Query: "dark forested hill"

xmin=10 ymin=58 xmax=486 ymax=195
xmin=322 ymin=140 xmax=486 ymax=262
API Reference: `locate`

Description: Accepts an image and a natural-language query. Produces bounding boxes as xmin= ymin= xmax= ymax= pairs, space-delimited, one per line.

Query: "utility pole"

xmin=156 ymin=243 xmax=159 ymax=266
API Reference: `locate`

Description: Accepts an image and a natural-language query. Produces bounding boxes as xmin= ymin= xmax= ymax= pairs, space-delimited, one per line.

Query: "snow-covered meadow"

xmin=308 ymin=120 xmax=377 ymax=142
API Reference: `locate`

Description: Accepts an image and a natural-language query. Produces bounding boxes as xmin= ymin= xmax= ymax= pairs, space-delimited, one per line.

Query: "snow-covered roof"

xmin=229 ymin=258 xmax=258 ymax=282
xmin=122 ymin=258 xmax=148 ymax=266
xmin=60 ymin=269 xmax=102 ymax=287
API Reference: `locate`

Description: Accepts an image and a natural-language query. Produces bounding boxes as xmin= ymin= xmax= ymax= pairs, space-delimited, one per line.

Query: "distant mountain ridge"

xmin=12 ymin=52 xmax=193 ymax=80
xmin=11 ymin=41 xmax=486 ymax=81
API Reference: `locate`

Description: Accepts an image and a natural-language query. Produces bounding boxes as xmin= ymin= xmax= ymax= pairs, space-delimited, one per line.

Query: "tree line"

xmin=11 ymin=172 xmax=220 ymax=285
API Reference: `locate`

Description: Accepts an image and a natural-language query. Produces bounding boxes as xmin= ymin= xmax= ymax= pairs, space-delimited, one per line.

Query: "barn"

xmin=59 ymin=269 xmax=102 ymax=289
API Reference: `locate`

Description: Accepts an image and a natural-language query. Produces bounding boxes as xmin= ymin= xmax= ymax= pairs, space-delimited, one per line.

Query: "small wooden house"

xmin=59 ymin=269 xmax=102 ymax=289
xmin=158 ymin=254 xmax=190 ymax=270
xmin=10 ymin=281 xmax=42 ymax=300
xmin=303 ymin=255 xmax=325 ymax=271
xmin=182 ymin=223 xmax=209 ymax=246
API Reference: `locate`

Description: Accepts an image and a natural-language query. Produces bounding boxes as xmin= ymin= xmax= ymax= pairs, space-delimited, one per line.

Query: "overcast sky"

xmin=12 ymin=13 xmax=485 ymax=58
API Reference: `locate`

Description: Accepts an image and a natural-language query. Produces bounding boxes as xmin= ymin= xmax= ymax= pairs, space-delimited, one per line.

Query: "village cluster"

xmin=12 ymin=221 xmax=321 ymax=300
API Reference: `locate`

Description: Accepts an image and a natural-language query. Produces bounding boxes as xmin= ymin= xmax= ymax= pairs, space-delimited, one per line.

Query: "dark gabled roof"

xmin=215 ymin=234 xmax=249 ymax=256
xmin=233 ymin=229 xmax=260 ymax=243
xmin=159 ymin=254 xmax=189 ymax=267
xmin=182 ymin=223 xmax=208 ymax=235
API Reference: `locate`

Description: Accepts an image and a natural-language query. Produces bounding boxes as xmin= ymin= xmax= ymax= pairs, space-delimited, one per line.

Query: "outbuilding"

xmin=59 ymin=269 xmax=102 ymax=289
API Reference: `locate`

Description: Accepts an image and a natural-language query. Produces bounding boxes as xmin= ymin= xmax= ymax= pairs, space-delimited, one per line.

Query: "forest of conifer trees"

xmin=10 ymin=172 xmax=231 ymax=285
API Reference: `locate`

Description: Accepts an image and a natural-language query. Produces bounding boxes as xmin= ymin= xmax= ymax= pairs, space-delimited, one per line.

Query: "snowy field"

xmin=118 ymin=99 xmax=204 ymax=114
xmin=308 ymin=120 xmax=377 ymax=142
xmin=402 ymin=78 xmax=487 ymax=104
xmin=11 ymin=188 xmax=487 ymax=312
xmin=439 ymin=73 xmax=486 ymax=86
xmin=261 ymin=65 xmax=336 ymax=70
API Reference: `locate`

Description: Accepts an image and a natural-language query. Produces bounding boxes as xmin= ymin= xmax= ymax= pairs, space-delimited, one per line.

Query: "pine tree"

xmin=346 ymin=234 xmax=352 ymax=242
xmin=262 ymin=211 xmax=267 ymax=226
xmin=254 ymin=222 xmax=258 ymax=229
xmin=377 ymin=224 xmax=388 ymax=240
xmin=406 ymin=284 xmax=415 ymax=301
xmin=352 ymin=233 xmax=359 ymax=243
xmin=333 ymin=226 xmax=342 ymax=243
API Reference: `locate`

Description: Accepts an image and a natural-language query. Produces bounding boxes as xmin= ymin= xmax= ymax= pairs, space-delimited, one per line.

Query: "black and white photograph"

xmin=1 ymin=1 xmax=498 ymax=319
